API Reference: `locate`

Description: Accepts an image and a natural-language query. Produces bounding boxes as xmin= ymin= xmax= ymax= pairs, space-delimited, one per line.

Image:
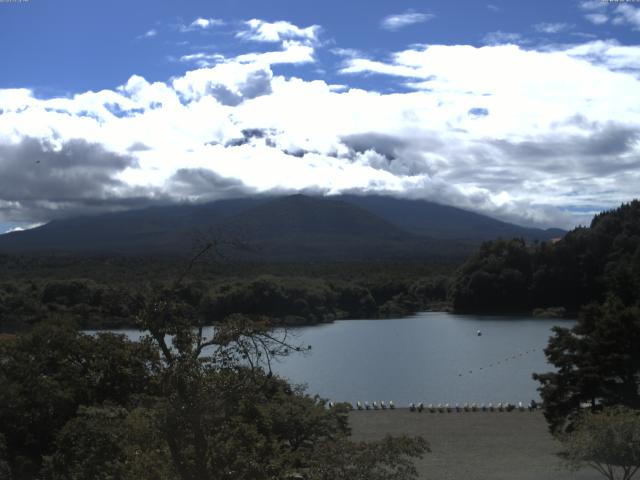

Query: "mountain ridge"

xmin=0 ymin=194 xmax=565 ymax=260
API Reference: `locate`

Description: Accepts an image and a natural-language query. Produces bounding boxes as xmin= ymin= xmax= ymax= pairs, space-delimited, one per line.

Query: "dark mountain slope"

xmin=338 ymin=195 xmax=563 ymax=242
xmin=0 ymin=194 xmax=565 ymax=260
xmin=222 ymin=194 xmax=406 ymax=239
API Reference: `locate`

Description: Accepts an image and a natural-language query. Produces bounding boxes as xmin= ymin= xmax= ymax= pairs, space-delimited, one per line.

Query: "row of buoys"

xmin=408 ymin=401 xmax=538 ymax=412
xmin=327 ymin=401 xmax=396 ymax=410
xmin=457 ymin=348 xmax=538 ymax=377
xmin=328 ymin=400 xmax=539 ymax=411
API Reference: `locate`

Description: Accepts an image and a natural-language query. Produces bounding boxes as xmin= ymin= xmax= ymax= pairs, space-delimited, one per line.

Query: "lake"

xmin=98 ymin=312 xmax=575 ymax=407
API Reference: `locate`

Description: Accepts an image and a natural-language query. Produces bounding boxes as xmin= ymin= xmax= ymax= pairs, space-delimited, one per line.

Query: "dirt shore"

xmin=349 ymin=409 xmax=601 ymax=480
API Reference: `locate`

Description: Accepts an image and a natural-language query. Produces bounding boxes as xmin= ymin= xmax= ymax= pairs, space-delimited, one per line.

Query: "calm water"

xmin=97 ymin=312 xmax=575 ymax=407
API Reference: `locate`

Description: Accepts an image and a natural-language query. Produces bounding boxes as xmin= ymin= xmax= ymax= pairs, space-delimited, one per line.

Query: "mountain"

xmin=338 ymin=195 xmax=564 ymax=242
xmin=0 ymin=194 xmax=565 ymax=260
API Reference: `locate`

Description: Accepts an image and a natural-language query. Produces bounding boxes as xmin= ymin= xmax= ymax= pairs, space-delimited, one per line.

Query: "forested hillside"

xmin=449 ymin=200 xmax=640 ymax=314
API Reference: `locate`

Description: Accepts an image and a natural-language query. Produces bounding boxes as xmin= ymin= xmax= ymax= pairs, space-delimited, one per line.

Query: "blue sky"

xmin=0 ymin=0 xmax=639 ymax=233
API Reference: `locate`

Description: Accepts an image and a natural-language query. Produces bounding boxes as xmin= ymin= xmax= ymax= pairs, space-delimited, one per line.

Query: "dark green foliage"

xmin=533 ymin=299 xmax=640 ymax=434
xmin=450 ymin=200 xmax=640 ymax=313
xmin=202 ymin=276 xmax=343 ymax=324
xmin=0 ymin=257 xmax=455 ymax=332
xmin=42 ymin=406 xmax=133 ymax=480
xmin=448 ymin=239 xmax=532 ymax=312
xmin=0 ymin=323 xmax=159 ymax=478
xmin=0 ymin=433 xmax=11 ymax=480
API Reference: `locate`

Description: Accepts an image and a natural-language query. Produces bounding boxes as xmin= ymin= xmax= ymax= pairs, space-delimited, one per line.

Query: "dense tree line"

xmin=449 ymin=200 xmax=640 ymax=314
xmin=0 ymin=270 xmax=451 ymax=332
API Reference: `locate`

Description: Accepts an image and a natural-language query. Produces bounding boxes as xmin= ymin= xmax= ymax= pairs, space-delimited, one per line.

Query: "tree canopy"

xmin=533 ymin=298 xmax=640 ymax=434
xmin=449 ymin=200 xmax=640 ymax=314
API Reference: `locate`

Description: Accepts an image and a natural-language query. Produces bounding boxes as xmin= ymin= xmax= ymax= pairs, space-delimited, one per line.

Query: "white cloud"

xmin=330 ymin=48 xmax=363 ymax=58
xmin=482 ymin=31 xmax=523 ymax=45
xmin=235 ymin=41 xmax=315 ymax=66
xmin=580 ymin=0 xmax=609 ymax=25
xmin=180 ymin=17 xmax=225 ymax=32
xmin=237 ymin=19 xmax=319 ymax=43
xmin=580 ymin=0 xmax=605 ymax=11
xmin=613 ymin=4 xmax=640 ymax=30
xmin=180 ymin=40 xmax=315 ymax=70
xmin=584 ymin=13 xmax=609 ymax=25
xmin=580 ymin=2 xmax=640 ymax=29
xmin=534 ymin=22 xmax=571 ymax=34
xmin=139 ymin=29 xmax=157 ymax=39
xmin=180 ymin=53 xmax=226 ymax=68
xmin=183 ymin=17 xmax=225 ymax=31
xmin=487 ymin=4 xmax=500 ymax=12
xmin=1 ymin=26 xmax=640 ymax=229
xmin=565 ymin=39 xmax=640 ymax=75
xmin=5 ymin=223 xmax=43 ymax=233
xmin=380 ymin=12 xmax=435 ymax=31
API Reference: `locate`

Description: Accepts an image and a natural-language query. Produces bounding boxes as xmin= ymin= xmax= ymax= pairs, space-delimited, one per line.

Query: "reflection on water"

xmin=92 ymin=312 xmax=575 ymax=406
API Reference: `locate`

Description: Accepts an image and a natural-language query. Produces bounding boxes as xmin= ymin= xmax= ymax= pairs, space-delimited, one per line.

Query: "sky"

xmin=0 ymin=0 xmax=639 ymax=233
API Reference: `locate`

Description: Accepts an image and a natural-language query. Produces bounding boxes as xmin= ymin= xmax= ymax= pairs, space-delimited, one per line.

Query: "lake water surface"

xmin=102 ymin=312 xmax=575 ymax=407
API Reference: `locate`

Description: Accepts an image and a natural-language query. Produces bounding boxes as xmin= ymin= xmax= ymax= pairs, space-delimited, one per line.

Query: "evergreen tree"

xmin=533 ymin=298 xmax=640 ymax=433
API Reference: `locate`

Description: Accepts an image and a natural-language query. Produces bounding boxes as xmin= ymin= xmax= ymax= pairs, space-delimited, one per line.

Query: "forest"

xmin=449 ymin=200 xmax=640 ymax=315
xmin=0 ymin=256 xmax=452 ymax=332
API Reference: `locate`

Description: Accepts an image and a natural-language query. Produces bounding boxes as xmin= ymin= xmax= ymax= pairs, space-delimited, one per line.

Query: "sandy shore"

xmin=349 ymin=409 xmax=601 ymax=480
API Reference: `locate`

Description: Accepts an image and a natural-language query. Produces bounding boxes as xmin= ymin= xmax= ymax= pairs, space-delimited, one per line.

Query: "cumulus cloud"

xmin=172 ymin=63 xmax=273 ymax=105
xmin=236 ymin=19 xmax=319 ymax=43
xmin=565 ymin=40 xmax=640 ymax=75
xmin=0 ymin=137 xmax=154 ymax=221
xmin=380 ymin=12 xmax=435 ymax=31
xmin=180 ymin=17 xmax=225 ymax=32
xmin=580 ymin=0 xmax=609 ymax=24
xmin=1 ymin=21 xmax=640 ymax=229
xmin=579 ymin=2 xmax=640 ymax=29
xmin=613 ymin=4 xmax=640 ymax=30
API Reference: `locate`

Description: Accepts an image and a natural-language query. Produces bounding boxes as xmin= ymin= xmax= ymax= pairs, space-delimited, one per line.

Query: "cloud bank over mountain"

xmin=0 ymin=14 xmax=639 ymax=230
